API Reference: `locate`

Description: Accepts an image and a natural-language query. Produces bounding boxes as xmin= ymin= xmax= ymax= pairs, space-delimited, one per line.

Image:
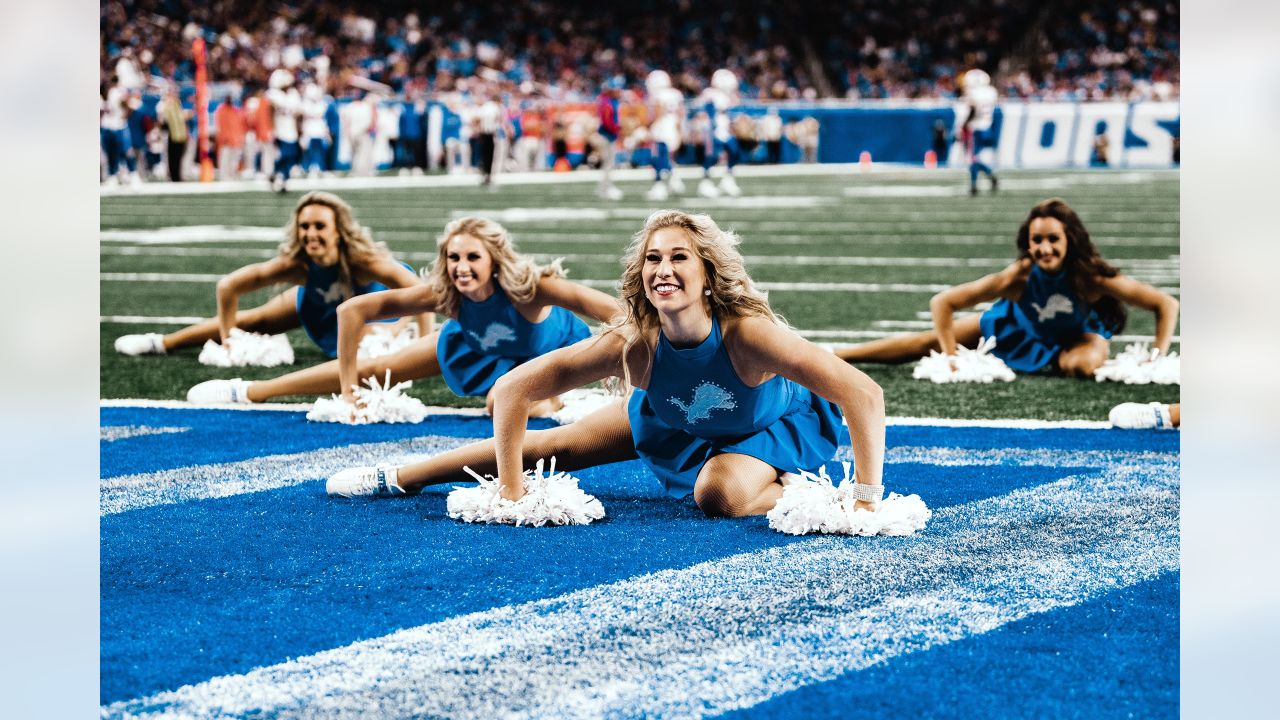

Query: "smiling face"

xmin=445 ymin=233 xmax=496 ymax=298
xmin=642 ymin=227 xmax=708 ymax=315
xmin=1027 ymin=216 xmax=1069 ymax=274
xmin=297 ymin=203 xmax=341 ymax=267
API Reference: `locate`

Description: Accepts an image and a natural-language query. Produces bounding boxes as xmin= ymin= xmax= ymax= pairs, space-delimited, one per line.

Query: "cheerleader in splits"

xmin=834 ymin=198 xmax=1179 ymax=378
xmin=187 ymin=216 xmax=622 ymax=416
xmin=115 ymin=191 xmax=429 ymax=361
xmin=329 ymin=210 xmax=888 ymax=520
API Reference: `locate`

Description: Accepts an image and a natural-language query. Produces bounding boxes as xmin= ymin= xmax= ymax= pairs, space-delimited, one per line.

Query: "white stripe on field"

xmin=100 ymin=435 xmax=474 ymax=515
xmin=98 ymin=399 xmax=1116 ymax=429
xmin=100 ymin=226 xmax=284 ymax=244
xmin=101 ymin=273 xmax=955 ymax=293
xmin=808 ymin=331 xmax=1179 ymax=343
xmin=98 ymin=243 xmax=1181 ymax=271
xmin=102 ymin=315 xmax=206 ymax=324
xmin=100 ymin=426 xmax=190 ymax=443
xmin=101 ymin=462 xmax=1177 ymax=719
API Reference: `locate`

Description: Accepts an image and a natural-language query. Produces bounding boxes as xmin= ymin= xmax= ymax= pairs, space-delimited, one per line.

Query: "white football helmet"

xmin=712 ymin=68 xmax=738 ymax=93
xmin=646 ymin=70 xmax=672 ymax=95
xmin=269 ymin=68 xmax=294 ymax=90
xmin=962 ymin=68 xmax=990 ymax=89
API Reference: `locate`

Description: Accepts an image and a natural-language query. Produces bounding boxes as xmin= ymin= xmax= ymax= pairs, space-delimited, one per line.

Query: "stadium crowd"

xmin=100 ymin=0 xmax=1178 ymax=185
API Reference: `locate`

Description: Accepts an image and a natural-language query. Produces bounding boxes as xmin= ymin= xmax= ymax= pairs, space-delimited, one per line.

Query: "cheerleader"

xmin=114 ymin=191 xmax=427 ymax=361
xmin=187 ymin=216 xmax=622 ymax=416
xmin=834 ymin=198 xmax=1180 ymax=378
xmin=329 ymin=210 xmax=887 ymax=521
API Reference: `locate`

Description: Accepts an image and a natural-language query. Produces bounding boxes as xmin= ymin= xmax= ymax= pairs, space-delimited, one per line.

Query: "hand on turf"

xmin=499 ymin=478 xmax=527 ymax=502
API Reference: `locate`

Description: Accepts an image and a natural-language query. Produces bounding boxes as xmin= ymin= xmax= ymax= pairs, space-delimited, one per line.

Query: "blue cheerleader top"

xmin=437 ymin=285 xmax=592 ymax=397
xmin=979 ymin=263 xmax=1113 ymax=373
xmin=627 ymin=314 xmax=844 ymax=498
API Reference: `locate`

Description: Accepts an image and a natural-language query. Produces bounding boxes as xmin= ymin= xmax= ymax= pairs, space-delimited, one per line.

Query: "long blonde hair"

xmin=278 ymin=191 xmax=391 ymax=297
xmin=424 ymin=216 xmax=564 ymax=319
xmin=609 ymin=209 xmax=782 ymax=386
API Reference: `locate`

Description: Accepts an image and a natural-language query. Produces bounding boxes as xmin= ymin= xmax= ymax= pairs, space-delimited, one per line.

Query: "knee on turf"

xmin=693 ymin=475 xmax=756 ymax=518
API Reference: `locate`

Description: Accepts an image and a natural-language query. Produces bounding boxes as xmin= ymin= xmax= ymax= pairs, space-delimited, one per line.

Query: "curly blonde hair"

xmin=609 ymin=209 xmax=782 ymax=386
xmin=278 ymin=191 xmax=392 ymax=297
xmin=424 ymin=216 xmax=565 ymax=319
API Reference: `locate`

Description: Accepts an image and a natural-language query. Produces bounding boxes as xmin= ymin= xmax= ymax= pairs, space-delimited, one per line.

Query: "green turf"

xmin=100 ymin=168 xmax=1179 ymax=420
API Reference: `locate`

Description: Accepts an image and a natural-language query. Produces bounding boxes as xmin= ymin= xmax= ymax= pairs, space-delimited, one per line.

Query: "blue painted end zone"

xmin=728 ymin=573 xmax=1179 ymax=720
xmin=100 ymin=406 xmax=557 ymax=477
xmin=100 ymin=405 xmax=1179 ymax=712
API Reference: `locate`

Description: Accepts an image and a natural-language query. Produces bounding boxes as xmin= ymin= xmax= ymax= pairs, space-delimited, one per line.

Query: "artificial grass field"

xmin=100 ymin=167 xmax=1179 ymax=419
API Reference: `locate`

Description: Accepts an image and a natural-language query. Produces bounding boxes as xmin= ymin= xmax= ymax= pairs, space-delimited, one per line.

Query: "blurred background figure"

xmin=344 ymin=90 xmax=378 ymax=177
xmin=267 ymin=69 xmax=302 ymax=192
xmin=960 ymin=68 xmax=999 ymax=196
xmin=158 ymin=84 xmax=189 ymax=182
xmin=213 ymin=91 xmax=246 ymax=181
xmin=244 ymin=85 xmax=274 ymax=181
xmin=760 ymin=107 xmax=784 ymax=165
xmin=932 ymin=119 xmax=950 ymax=167
xmin=300 ymin=81 xmax=332 ymax=179
xmin=100 ymin=77 xmax=141 ymax=187
xmin=591 ymin=77 xmax=625 ymax=200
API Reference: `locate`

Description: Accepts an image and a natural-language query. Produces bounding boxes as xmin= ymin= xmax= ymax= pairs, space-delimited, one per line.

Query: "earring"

xmin=704 ymin=289 xmax=711 ymax=296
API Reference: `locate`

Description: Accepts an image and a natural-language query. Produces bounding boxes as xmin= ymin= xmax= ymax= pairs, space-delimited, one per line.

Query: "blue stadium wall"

xmin=728 ymin=101 xmax=1179 ymax=168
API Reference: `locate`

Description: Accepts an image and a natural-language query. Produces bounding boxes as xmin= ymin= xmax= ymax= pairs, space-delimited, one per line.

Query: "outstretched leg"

xmin=396 ymin=398 xmax=637 ymax=492
xmin=834 ymin=315 xmax=982 ymax=364
xmin=244 ymin=331 xmax=443 ymax=402
xmin=692 ymin=453 xmax=783 ymax=517
xmin=161 ymin=289 xmax=301 ymax=351
xmin=1056 ymin=333 xmax=1110 ymax=378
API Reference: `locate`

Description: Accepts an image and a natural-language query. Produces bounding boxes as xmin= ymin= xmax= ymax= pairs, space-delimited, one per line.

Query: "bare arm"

xmin=358 ymin=257 xmax=434 ymax=336
xmin=730 ymin=317 xmax=886 ymax=503
xmin=1094 ymin=274 xmax=1180 ymax=354
xmin=215 ymin=256 xmax=304 ymax=342
xmin=929 ymin=261 xmax=1025 ymax=355
xmin=491 ymin=331 xmax=627 ymax=499
xmin=530 ymin=275 xmax=625 ymax=324
xmin=335 ymin=284 xmax=442 ymax=403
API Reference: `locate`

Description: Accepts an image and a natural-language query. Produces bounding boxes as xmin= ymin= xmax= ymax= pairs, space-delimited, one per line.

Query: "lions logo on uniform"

xmin=1031 ymin=294 xmax=1073 ymax=322
xmin=669 ymin=382 xmax=737 ymax=424
xmin=314 ymin=282 xmax=347 ymax=304
xmin=468 ymin=323 xmax=517 ymax=351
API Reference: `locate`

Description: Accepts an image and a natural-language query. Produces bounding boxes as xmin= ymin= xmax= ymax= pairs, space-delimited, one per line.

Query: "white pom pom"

xmin=767 ymin=462 xmax=931 ymax=537
xmin=447 ymin=457 xmax=605 ymax=527
xmin=198 ymin=328 xmax=295 ymax=368
xmin=1094 ymin=342 xmax=1180 ymax=385
xmin=912 ymin=336 xmax=1014 ymax=384
xmin=551 ymin=388 xmax=617 ymax=425
xmin=357 ymin=323 xmax=419 ymax=359
xmin=306 ymin=370 xmax=429 ymax=424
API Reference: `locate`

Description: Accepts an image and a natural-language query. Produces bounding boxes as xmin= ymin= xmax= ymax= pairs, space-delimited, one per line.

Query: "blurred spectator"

xmin=475 ymin=88 xmax=505 ymax=186
xmin=787 ymin=117 xmax=820 ymax=163
xmin=215 ymin=94 xmax=247 ymax=180
xmin=343 ymin=91 xmax=378 ymax=177
xmin=760 ymin=107 xmax=783 ymax=164
xmin=267 ymin=69 xmax=302 ymax=191
xmin=932 ymin=119 xmax=950 ymax=167
xmin=513 ymin=102 xmax=547 ymax=172
xmin=100 ymin=78 xmax=141 ymax=187
xmin=158 ymin=86 xmax=189 ymax=182
xmin=1090 ymin=121 xmax=1110 ymax=167
xmin=244 ymin=86 xmax=274 ymax=180
xmin=300 ymin=82 xmax=332 ymax=178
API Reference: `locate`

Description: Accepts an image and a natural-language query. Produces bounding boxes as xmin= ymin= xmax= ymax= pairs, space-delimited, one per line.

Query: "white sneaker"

xmin=115 ymin=333 xmax=166 ymax=356
xmin=128 ymin=172 xmax=143 ymax=189
xmin=644 ymin=182 xmax=669 ymax=201
xmin=1109 ymin=402 xmax=1174 ymax=430
xmin=718 ymin=175 xmax=741 ymax=197
xmin=187 ymin=378 xmax=254 ymax=404
xmin=697 ymin=177 xmax=720 ymax=198
xmin=597 ymin=185 xmax=624 ymax=201
xmin=667 ymin=174 xmax=686 ymax=194
xmin=327 ymin=465 xmax=407 ymax=497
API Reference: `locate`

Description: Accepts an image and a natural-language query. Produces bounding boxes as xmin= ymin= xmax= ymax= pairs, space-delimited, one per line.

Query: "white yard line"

xmin=101 ymin=461 xmax=1177 ymax=719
